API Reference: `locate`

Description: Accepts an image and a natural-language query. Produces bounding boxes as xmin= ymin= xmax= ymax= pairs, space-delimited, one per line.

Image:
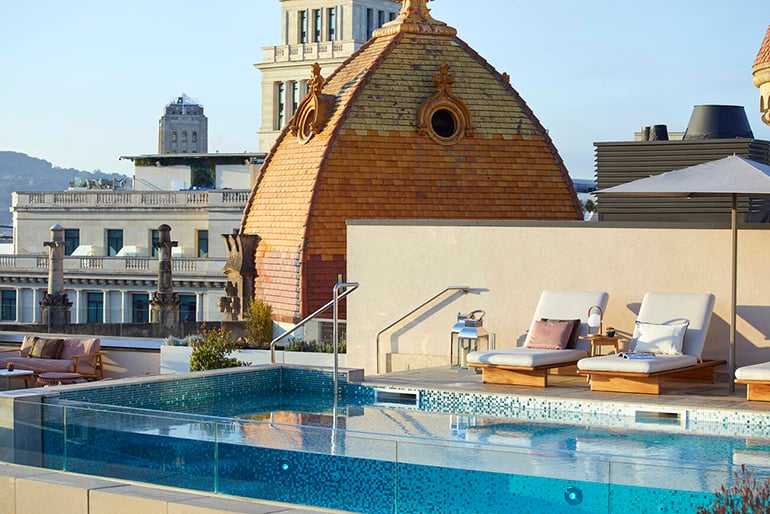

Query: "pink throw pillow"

xmin=524 ymin=320 xmax=573 ymax=350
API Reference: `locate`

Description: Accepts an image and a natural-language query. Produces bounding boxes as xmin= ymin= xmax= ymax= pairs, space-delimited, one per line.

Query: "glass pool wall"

xmin=3 ymin=366 xmax=770 ymax=514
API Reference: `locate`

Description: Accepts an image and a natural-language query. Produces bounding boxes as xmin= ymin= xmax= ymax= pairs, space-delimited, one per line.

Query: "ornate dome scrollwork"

xmin=290 ymin=63 xmax=336 ymax=145
xmin=417 ymin=63 xmax=474 ymax=145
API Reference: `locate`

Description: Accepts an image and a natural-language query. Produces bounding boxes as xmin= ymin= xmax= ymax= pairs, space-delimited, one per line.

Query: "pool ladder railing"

xmin=375 ymin=286 xmax=473 ymax=374
xmin=269 ymin=281 xmax=360 ymax=393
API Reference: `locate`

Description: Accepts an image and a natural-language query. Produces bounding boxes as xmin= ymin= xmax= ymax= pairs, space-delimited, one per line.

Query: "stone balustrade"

xmin=0 ymin=255 xmax=227 ymax=275
xmin=12 ymin=190 xmax=250 ymax=211
xmin=262 ymin=40 xmax=354 ymax=63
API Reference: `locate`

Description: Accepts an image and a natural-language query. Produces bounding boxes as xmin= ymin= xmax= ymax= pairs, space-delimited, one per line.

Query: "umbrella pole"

xmin=730 ymin=194 xmax=737 ymax=394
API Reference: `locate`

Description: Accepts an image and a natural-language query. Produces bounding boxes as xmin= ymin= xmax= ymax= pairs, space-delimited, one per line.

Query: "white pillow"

xmin=631 ymin=320 xmax=689 ymax=355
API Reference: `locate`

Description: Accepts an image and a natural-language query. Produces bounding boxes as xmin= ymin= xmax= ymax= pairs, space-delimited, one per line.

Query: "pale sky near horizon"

xmin=1 ymin=1 xmax=768 ymax=179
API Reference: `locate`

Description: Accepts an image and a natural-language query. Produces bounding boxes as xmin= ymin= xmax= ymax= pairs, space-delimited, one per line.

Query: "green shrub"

xmin=284 ymin=337 xmax=346 ymax=354
xmin=189 ymin=326 xmax=248 ymax=371
xmin=242 ymin=298 xmax=274 ymax=349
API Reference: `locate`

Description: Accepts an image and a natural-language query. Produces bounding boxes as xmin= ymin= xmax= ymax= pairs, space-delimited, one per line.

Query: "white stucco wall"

xmin=346 ymin=220 xmax=770 ymax=376
xmin=134 ymin=165 xmax=190 ymax=191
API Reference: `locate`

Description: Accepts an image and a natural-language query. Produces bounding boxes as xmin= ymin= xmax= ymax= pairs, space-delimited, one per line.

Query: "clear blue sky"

xmin=1 ymin=1 xmax=768 ymax=179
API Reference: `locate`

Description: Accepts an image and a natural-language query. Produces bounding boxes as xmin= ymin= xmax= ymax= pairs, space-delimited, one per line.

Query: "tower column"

xmin=40 ymin=224 xmax=72 ymax=330
xmin=150 ymin=224 xmax=180 ymax=327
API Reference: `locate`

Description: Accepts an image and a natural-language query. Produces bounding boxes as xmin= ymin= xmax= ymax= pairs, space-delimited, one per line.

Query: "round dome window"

xmin=431 ymin=108 xmax=457 ymax=139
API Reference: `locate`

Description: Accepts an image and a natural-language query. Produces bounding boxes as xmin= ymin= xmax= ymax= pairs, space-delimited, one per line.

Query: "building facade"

xmin=1 ymin=154 xmax=263 ymax=325
xmin=256 ymin=0 xmax=402 ymax=151
xmin=158 ymin=94 xmax=208 ymax=154
xmin=595 ymin=105 xmax=770 ymax=223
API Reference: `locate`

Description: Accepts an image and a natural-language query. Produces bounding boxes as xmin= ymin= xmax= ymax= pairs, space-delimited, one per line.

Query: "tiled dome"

xmin=242 ymin=0 xmax=582 ymax=322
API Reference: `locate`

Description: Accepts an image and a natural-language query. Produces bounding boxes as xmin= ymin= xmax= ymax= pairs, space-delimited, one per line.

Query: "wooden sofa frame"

xmin=735 ymin=379 xmax=770 ymax=401
xmin=469 ymin=360 xmax=581 ymax=387
xmin=0 ymin=339 xmax=104 ymax=380
xmin=578 ymin=359 xmax=726 ymax=394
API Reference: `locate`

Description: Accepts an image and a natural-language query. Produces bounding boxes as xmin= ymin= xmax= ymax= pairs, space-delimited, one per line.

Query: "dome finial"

xmin=374 ymin=0 xmax=456 ymax=38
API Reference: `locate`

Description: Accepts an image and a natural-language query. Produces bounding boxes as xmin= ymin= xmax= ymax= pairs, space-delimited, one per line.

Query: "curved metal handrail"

xmin=375 ymin=286 xmax=471 ymax=374
xmin=270 ymin=282 xmax=360 ymax=364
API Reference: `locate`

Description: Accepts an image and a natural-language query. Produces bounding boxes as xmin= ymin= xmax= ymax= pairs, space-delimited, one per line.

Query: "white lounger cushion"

xmin=735 ymin=361 xmax=770 ymax=381
xmin=467 ymin=348 xmax=588 ymax=368
xmin=577 ymin=353 xmax=698 ymax=374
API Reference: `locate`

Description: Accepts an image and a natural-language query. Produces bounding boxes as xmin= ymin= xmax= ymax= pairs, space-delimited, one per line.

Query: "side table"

xmin=579 ymin=334 xmax=624 ymax=356
xmin=36 ymin=372 xmax=86 ymax=387
xmin=0 ymin=369 xmax=34 ymax=389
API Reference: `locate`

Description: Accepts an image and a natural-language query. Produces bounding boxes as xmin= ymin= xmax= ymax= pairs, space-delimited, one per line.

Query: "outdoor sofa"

xmin=466 ymin=290 xmax=609 ymax=387
xmin=577 ymin=292 xmax=723 ymax=394
xmin=0 ymin=335 xmax=103 ymax=380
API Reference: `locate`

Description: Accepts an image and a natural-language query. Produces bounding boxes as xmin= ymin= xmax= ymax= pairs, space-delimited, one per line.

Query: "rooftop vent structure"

xmin=683 ymin=105 xmax=754 ymax=140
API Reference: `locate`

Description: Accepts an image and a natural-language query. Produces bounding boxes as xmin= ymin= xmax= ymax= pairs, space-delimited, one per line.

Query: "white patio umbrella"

xmin=596 ymin=155 xmax=770 ymax=393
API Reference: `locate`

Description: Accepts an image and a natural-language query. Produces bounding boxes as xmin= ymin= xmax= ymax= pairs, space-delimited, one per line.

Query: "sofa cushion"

xmin=577 ymin=353 xmax=698 ymax=374
xmin=59 ymin=338 xmax=100 ymax=361
xmin=0 ymin=357 xmax=75 ymax=373
xmin=630 ymin=320 xmax=689 ymax=355
xmin=29 ymin=337 xmax=64 ymax=359
xmin=541 ymin=318 xmax=581 ymax=349
xmin=19 ymin=335 xmax=37 ymax=358
xmin=468 ymin=348 xmax=587 ymax=367
xmin=525 ymin=320 xmax=574 ymax=350
xmin=735 ymin=361 xmax=770 ymax=381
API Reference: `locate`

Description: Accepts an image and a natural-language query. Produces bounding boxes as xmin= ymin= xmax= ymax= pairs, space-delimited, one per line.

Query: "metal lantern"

xmin=452 ymin=310 xmax=489 ymax=368
xmin=450 ymin=312 xmax=468 ymax=367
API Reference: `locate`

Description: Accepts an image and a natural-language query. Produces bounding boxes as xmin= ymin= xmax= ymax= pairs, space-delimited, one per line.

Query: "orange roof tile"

xmin=242 ymin=6 xmax=582 ymax=323
xmin=754 ymin=24 xmax=770 ymax=69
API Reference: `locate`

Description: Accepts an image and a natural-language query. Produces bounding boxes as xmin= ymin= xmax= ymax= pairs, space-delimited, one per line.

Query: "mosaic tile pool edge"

xmin=49 ymin=366 xmax=770 ymax=438
xmin=53 ymin=366 xmax=372 ymax=410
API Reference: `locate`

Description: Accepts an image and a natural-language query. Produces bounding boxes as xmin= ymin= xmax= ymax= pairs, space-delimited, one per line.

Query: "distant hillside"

xmin=0 ymin=151 xmax=129 ymax=229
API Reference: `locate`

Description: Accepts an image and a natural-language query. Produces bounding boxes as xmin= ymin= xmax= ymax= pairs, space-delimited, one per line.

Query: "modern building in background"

xmin=256 ymin=0 xmax=402 ymax=151
xmin=594 ymin=105 xmax=770 ymax=223
xmin=158 ymin=94 xmax=208 ymax=154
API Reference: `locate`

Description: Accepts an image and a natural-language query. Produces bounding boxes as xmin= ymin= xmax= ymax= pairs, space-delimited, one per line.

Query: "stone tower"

xmin=256 ymin=0 xmax=404 ymax=151
xmin=158 ymin=94 xmax=208 ymax=154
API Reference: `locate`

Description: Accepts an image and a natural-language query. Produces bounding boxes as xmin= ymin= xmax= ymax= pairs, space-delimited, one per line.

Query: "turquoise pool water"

xmin=22 ymin=368 xmax=770 ymax=513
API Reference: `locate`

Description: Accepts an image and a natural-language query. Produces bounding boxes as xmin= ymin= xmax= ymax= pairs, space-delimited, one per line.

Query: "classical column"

xmin=119 ymin=290 xmax=127 ymax=323
xmin=14 ymin=287 xmax=21 ymax=323
xmin=196 ymin=292 xmax=204 ymax=322
xmin=32 ymin=288 xmax=41 ymax=324
xmin=150 ymin=224 xmax=180 ymax=327
xmin=102 ymin=291 xmax=110 ymax=324
xmin=40 ymin=224 xmax=72 ymax=329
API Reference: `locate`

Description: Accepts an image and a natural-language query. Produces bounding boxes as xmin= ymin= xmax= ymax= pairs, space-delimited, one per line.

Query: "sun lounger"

xmin=577 ymin=292 xmax=723 ymax=394
xmin=735 ymin=362 xmax=770 ymax=401
xmin=466 ymin=290 xmax=609 ymax=387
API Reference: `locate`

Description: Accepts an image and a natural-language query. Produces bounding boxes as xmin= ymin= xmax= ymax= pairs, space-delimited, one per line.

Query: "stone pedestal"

xmin=150 ymin=224 xmax=180 ymax=327
xmin=40 ymin=224 xmax=71 ymax=330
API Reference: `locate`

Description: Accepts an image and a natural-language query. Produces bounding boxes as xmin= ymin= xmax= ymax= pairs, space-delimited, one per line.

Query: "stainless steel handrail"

xmin=270 ymin=281 xmax=360 ymax=364
xmin=375 ymin=286 xmax=471 ymax=374
xmin=333 ymin=282 xmax=359 ymax=405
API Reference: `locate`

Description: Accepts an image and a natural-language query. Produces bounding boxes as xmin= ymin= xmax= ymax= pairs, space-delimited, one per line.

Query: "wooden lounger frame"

xmin=734 ymin=379 xmax=770 ymax=401
xmin=577 ymin=360 xmax=726 ymax=394
xmin=468 ymin=360 xmax=581 ymax=387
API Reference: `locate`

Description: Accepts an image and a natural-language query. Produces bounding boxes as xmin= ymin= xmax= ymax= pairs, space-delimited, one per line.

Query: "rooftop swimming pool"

xmin=7 ymin=366 xmax=770 ymax=513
